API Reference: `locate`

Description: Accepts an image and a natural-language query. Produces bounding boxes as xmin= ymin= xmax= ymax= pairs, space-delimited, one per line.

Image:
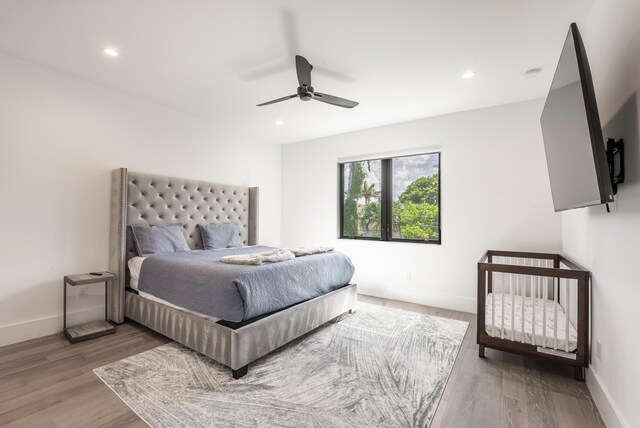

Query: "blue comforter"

xmin=137 ymin=246 xmax=355 ymax=322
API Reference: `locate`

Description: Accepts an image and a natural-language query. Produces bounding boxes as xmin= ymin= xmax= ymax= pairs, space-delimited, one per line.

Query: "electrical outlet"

xmin=79 ymin=287 xmax=89 ymax=300
xmin=596 ymin=341 xmax=602 ymax=360
xmin=405 ymin=272 xmax=412 ymax=282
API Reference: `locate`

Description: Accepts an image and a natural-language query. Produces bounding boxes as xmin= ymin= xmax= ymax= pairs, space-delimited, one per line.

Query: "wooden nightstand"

xmin=63 ymin=272 xmax=117 ymax=343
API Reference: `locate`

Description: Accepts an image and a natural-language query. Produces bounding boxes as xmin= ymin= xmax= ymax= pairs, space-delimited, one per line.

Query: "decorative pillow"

xmin=130 ymin=223 xmax=190 ymax=256
xmin=200 ymin=223 xmax=243 ymax=250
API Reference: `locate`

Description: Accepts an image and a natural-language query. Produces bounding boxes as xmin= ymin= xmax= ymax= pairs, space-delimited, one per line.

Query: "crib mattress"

xmin=485 ymin=292 xmax=578 ymax=352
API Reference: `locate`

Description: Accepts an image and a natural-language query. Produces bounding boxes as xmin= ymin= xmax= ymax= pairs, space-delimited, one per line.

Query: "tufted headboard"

xmin=108 ymin=168 xmax=259 ymax=323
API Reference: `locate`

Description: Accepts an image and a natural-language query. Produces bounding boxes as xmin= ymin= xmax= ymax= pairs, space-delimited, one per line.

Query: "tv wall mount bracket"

xmin=605 ymin=138 xmax=624 ymax=213
xmin=606 ymin=138 xmax=625 ymax=195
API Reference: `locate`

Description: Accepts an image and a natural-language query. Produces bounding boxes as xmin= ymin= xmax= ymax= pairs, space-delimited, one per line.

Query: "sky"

xmin=343 ymin=153 xmax=439 ymax=203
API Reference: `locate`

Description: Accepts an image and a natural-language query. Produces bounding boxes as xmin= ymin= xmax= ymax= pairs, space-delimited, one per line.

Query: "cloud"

xmin=392 ymin=154 xmax=439 ymax=199
xmin=343 ymin=154 xmax=439 ymax=202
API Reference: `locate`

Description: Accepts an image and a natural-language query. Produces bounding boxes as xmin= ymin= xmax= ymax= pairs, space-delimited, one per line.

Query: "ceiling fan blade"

xmin=313 ymin=92 xmax=359 ymax=108
xmin=295 ymin=55 xmax=312 ymax=87
xmin=256 ymin=94 xmax=297 ymax=107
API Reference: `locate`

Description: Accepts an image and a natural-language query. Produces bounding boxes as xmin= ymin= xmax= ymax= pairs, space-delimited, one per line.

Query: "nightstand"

xmin=63 ymin=272 xmax=117 ymax=343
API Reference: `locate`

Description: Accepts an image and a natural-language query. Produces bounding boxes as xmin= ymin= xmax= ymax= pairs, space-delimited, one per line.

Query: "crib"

xmin=477 ymin=250 xmax=590 ymax=380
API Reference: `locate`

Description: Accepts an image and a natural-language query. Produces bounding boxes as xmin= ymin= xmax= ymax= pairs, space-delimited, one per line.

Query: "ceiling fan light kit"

xmin=257 ymin=55 xmax=358 ymax=109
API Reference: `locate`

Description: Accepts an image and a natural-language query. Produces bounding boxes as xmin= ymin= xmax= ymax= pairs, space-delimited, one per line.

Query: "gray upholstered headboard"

xmin=107 ymin=168 xmax=259 ymax=323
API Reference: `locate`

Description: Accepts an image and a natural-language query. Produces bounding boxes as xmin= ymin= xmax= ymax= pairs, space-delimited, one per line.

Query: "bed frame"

xmin=477 ymin=250 xmax=590 ymax=380
xmin=108 ymin=168 xmax=357 ymax=378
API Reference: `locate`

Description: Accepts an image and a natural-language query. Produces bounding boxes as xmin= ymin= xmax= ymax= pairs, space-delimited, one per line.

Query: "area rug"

xmin=94 ymin=303 xmax=468 ymax=427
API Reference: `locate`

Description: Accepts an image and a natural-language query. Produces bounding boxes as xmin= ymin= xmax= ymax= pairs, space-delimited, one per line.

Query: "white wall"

xmin=281 ymin=99 xmax=562 ymax=313
xmin=566 ymin=3 xmax=640 ymax=427
xmin=0 ymin=52 xmax=281 ymax=347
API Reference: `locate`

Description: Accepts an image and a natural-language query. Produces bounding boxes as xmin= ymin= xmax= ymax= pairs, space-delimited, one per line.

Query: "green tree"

xmin=394 ymin=174 xmax=440 ymax=240
xmin=360 ymin=200 xmax=381 ymax=232
xmin=394 ymin=201 xmax=439 ymax=239
xmin=399 ymin=175 xmax=439 ymax=205
xmin=343 ymin=162 xmax=366 ymax=236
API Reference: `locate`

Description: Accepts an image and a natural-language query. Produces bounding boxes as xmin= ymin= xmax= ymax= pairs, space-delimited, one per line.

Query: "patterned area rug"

xmin=94 ymin=303 xmax=468 ymax=427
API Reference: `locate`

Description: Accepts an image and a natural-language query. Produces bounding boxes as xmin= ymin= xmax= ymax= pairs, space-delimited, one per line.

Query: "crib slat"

xmin=491 ymin=271 xmax=495 ymax=337
xmin=565 ymin=279 xmax=570 ymax=352
xmin=532 ymin=259 xmax=544 ymax=345
xmin=510 ymin=261 xmax=515 ymax=341
xmin=537 ymin=260 xmax=541 ymax=299
xmin=543 ymin=262 xmax=548 ymax=347
xmin=531 ymin=270 xmax=536 ymax=346
xmin=501 ymin=271 xmax=505 ymax=340
xmin=553 ymin=278 xmax=558 ymax=350
xmin=521 ymin=260 xmax=525 ymax=344
xmin=517 ymin=261 xmax=521 ymax=343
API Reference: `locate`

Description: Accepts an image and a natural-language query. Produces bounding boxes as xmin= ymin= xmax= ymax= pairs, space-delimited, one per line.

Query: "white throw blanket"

xmin=220 ymin=249 xmax=295 ymax=266
xmin=288 ymin=246 xmax=334 ymax=257
xmin=220 ymin=247 xmax=334 ymax=266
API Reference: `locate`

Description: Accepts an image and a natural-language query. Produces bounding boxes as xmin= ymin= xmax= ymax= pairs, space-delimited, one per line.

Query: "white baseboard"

xmin=357 ymin=286 xmax=476 ymax=314
xmin=0 ymin=305 xmax=105 ymax=348
xmin=587 ymin=368 xmax=630 ymax=428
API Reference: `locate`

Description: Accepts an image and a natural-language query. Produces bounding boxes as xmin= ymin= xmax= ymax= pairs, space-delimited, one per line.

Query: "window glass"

xmin=340 ymin=152 xmax=440 ymax=243
xmin=391 ymin=154 xmax=440 ymax=241
xmin=342 ymin=160 xmax=382 ymax=238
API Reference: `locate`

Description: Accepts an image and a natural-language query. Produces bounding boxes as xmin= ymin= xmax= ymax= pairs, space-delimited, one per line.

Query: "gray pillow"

xmin=130 ymin=223 xmax=190 ymax=256
xmin=200 ymin=223 xmax=243 ymax=250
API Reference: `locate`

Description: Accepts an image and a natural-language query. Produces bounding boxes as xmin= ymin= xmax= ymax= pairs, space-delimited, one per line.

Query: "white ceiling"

xmin=0 ymin=0 xmax=594 ymax=144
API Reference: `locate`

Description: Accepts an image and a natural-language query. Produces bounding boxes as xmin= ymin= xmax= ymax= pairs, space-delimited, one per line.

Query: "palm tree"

xmin=361 ymin=181 xmax=378 ymax=204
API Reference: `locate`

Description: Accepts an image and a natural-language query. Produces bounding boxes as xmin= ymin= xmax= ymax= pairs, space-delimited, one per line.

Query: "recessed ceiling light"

xmin=103 ymin=48 xmax=119 ymax=57
xmin=525 ymin=67 xmax=543 ymax=78
xmin=275 ymin=119 xmax=284 ymax=126
xmin=462 ymin=70 xmax=476 ymax=79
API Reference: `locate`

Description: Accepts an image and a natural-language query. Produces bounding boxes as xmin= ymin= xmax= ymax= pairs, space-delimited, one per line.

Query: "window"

xmin=339 ymin=152 xmax=440 ymax=243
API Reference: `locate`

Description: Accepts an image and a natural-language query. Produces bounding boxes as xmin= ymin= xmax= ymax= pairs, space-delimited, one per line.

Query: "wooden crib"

xmin=477 ymin=250 xmax=590 ymax=380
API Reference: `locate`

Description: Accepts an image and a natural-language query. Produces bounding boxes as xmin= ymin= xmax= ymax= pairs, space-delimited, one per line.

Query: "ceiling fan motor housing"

xmin=298 ymin=85 xmax=314 ymax=101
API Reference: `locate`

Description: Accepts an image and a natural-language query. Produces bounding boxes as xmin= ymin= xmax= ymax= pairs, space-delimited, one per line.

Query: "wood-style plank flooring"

xmin=359 ymin=295 xmax=605 ymax=428
xmin=0 ymin=295 xmax=605 ymax=427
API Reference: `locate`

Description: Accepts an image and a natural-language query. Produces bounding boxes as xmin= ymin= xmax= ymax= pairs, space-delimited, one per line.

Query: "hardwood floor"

xmin=358 ymin=295 xmax=605 ymax=428
xmin=0 ymin=295 xmax=605 ymax=427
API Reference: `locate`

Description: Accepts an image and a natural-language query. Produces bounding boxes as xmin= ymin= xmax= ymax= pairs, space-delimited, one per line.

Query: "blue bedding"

xmin=137 ymin=246 xmax=355 ymax=322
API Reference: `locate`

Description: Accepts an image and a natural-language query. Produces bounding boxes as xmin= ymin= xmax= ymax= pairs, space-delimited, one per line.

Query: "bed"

xmin=108 ymin=168 xmax=357 ymax=378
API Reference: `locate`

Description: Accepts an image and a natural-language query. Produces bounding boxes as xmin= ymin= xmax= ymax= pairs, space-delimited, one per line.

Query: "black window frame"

xmin=338 ymin=152 xmax=441 ymax=244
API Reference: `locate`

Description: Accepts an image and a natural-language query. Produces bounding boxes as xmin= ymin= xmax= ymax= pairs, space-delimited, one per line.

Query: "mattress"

xmin=128 ymin=256 xmax=146 ymax=291
xmin=134 ymin=246 xmax=355 ymax=322
xmin=128 ymin=257 xmax=219 ymax=322
xmin=485 ymin=292 xmax=578 ymax=351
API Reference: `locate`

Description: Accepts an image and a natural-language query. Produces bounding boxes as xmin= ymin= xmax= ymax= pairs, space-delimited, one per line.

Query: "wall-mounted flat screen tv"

xmin=540 ymin=22 xmax=613 ymax=212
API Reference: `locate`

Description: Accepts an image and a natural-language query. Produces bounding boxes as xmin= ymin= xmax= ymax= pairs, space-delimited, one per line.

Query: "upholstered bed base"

xmin=125 ymin=284 xmax=357 ymax=374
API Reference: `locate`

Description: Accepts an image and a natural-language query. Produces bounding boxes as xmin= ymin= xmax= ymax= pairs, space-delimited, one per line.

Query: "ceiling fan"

xmin=256 ymin=55 xmax=359 ymax=109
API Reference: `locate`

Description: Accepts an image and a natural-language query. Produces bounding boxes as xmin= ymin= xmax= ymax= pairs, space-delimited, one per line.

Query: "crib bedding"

xmin=485 ymin=292 xmax=578 ymax=351
xmin=136 ymin=246 xmax=355 ymax=322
